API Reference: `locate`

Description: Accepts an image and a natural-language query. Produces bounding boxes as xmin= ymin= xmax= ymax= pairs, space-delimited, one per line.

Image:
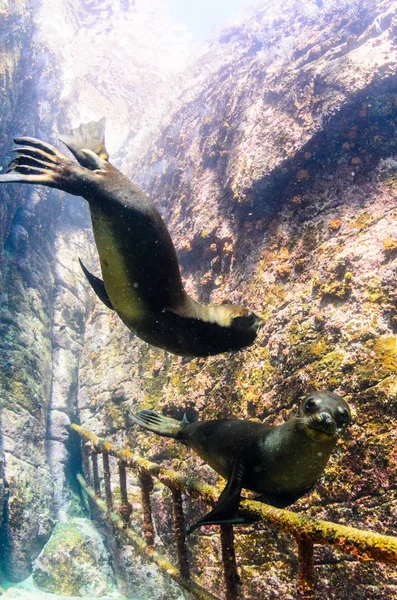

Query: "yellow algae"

xmin=349 ymin=211 xmax=371 ymax=231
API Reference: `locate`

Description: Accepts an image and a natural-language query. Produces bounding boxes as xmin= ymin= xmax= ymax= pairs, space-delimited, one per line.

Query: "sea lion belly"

xmin=87 ymin=163 xmax=185 ymax=325
xmin=89 ymin=206 xmax=149 ymax=323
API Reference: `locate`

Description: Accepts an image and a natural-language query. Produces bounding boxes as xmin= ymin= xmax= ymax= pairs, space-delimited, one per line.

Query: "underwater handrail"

xmin=77 ymin=474 xmax=220 ymax=600
xmin=72 ymin=423 xmax=397 ymax=600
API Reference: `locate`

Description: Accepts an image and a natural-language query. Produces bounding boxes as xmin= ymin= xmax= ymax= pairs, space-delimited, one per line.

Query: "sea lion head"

xmin=228 ymin=307 xmax=263 ymax=333
xmin=202 ymin=304 xmax=263 ymax=350
xmin=297 ymin=390 xmax=351 ymax=438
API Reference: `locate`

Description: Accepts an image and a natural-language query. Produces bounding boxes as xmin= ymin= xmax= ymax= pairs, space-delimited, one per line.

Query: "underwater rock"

xmin=46 ymin=219 xmax=95 ymax=519
xmin=0 ymin=0 xmax=61 ymax=580
xmin=32 ymin=518 xmax=115 ymax=596
xmin=5 ymin=222 xmax=29 ymax=255
xmin=47 ymin=410 xmax=71 ymax=442
xmin=108 ymin=542 xmax=185 ymax=600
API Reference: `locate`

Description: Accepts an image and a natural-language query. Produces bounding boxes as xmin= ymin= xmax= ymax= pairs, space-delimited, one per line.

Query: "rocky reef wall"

xmin=0 ymin=0 xmax=97 ymax=581
xmin=78 ymin=1 xmax=397 ymax=598
xmin=0 ymin=0 xmax=60 ymax=581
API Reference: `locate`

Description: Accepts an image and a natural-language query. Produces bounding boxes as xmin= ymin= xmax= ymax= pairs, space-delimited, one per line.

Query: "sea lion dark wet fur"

xmin=0 ymin=119 xmax=262 ymax=357
xmin=132 ymin=391 xmax=351 ymax=533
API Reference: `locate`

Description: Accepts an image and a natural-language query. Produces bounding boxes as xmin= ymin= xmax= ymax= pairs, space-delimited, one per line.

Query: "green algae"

xmin=304 ymin=350 xmax=346 ymax=389
xmin=318 ymin=271 xmax=353 ymax=301
xmin=32 ymin=520 xmax=114 ymax=597
xmin=364 ymin=276 xmax=391 ymax=304
xmin=353 ymin=337 xmax=397 ymax=389
xmin=301 ymin=224 xmax=322 ymax=252
xmin=102 ymin=398 xmax=130 ymax=431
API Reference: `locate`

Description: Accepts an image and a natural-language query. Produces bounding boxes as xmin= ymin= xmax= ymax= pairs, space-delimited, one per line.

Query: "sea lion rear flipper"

xmin=186 ymin=459 xmax=255 ymax=534
xmin=79 ymin=259 xmax=114 ymax=310
xmin=132 ymin=409 xmax=184 ymax=438
xmin=59 ymin=118 xmax=109 ymax=169
xmin=0 ymin=137 xmax=72 ymax=189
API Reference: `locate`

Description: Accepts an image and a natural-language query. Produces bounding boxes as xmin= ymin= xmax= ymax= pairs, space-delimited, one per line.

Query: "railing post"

xmin=138 ymin=470 xmax=155 ymax=546
xmin=91 ymin=447 xmax=101 ymax=498
xmin=83 ymin=442 xmax=92 ymax=486
xmin=118 ymin=460 xmax=132 ymax=527
xmin=220 ymin=524 xmax=240 ymax=600
xmin=296 ymin=535 xmax=316 ymax=600
xmin=170 ymin=487 xmax=190 ymax=580
xmin=102 ymin=451 xmax=113 ymax=512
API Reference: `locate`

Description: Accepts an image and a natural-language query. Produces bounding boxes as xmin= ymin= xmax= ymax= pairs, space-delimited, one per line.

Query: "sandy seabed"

xmin=1 ymin=576 xmax=134 ymax=600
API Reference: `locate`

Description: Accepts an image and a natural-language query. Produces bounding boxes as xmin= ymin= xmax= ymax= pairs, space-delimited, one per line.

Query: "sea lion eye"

xmin=305 ymin=398 xmax=317 ymax=411
xmin=336 ymin=409 xmax=350 ymax=427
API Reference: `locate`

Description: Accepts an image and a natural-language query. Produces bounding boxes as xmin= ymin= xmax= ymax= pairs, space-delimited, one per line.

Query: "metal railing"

xmin=72 ymin=424 xmax=397 ymax=600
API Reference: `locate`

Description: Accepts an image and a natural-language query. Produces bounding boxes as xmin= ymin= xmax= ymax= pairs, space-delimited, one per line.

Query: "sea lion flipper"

xmin=132 ymin=409 xmax=184 ymax=438
xmin=187 ymin=459 xmax=253 ymax=534
xmin=79 ymin=259 xmax=114 ymax=310
xmin=59 ymin=118 xmax=109 ymax=169
xmin=0 ymin=137 xmax=71 ymax=188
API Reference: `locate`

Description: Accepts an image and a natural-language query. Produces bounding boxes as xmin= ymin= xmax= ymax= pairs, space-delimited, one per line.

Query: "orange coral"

xmin=328 ymin=219 xmax=342 ymax=233
xmin=276 ymin=264 xmax=292 ymax=279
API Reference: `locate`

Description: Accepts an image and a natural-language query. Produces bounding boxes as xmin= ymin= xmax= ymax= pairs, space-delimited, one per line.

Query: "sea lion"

xmin=0 ymin=119 xmax=262 ymax=357
xmin=132 ymin=390 xmax=351 ymax=533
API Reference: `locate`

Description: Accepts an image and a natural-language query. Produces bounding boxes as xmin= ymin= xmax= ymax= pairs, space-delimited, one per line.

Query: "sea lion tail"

xmin=59 ymin=117 xmax=109 ymax=169
xmin=132 ymin=409 xmax=184 ymax=439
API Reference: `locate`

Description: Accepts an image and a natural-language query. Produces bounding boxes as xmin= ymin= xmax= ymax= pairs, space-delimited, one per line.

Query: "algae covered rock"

xmin=32 ymin=518 xmax=115 ymax=597
xmin=77 ymin=1 xmax=397 ymax=598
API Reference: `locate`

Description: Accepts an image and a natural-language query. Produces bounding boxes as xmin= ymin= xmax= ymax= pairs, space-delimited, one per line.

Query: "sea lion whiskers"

xmin=304 ymin=414 xmax=338 ymax=436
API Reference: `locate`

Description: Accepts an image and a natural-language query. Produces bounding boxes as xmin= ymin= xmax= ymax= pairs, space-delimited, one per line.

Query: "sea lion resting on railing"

xmin=0 ymin=119 xmax=262 ymax=357
xmin=132 ymin=390 xmax=351 ymax=533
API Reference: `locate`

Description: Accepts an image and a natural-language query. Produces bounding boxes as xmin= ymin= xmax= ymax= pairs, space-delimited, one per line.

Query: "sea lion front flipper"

xmin=187 ymin=459 xmax=254 ymax=534
xmin=79 ymin=258 xmax=114 ymax=310
xmin=59 ymin=118 xmax=109 ymax=169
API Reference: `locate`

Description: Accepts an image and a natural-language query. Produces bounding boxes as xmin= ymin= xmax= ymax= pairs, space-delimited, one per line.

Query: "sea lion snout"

xmin=307 ymin=412 xmax=338 ymax=436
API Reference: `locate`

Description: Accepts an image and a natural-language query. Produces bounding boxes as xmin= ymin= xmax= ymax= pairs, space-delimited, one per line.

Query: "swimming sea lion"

xmin=132 ymin=390 xmax=351 ymax=533
xmin=0 ymin=119 xmax=262 ymax=356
